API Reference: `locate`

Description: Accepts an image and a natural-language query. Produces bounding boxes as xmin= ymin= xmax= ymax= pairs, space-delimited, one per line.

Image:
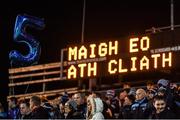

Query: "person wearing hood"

xmin=87 ymin=95 xmax=104 ymax=120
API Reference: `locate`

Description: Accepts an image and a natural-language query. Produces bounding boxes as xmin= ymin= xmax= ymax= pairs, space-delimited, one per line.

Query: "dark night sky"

xmin=2 ymin=0 xmax=180 ymax=64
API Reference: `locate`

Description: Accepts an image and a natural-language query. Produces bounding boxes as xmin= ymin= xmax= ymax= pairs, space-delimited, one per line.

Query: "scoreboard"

xmin=66 ymin=29 xmax=180 ymax=80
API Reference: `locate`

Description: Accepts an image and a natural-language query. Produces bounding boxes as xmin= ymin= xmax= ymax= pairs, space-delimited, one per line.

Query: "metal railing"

xmin=8 ymin=61 xmax=79 ymax=99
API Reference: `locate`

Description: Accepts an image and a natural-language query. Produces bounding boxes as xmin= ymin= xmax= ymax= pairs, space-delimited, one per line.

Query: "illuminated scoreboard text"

xmin=67 ymin=35 xmax=178 ymax=79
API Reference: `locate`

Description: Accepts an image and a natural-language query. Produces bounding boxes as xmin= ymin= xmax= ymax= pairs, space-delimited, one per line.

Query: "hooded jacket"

xmin=87 ymin=96 xmax=104 ymax=120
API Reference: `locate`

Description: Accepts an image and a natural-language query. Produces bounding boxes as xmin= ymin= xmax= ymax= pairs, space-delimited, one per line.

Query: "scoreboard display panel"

xmin=66 ymin=29 xmax=180 ymax=80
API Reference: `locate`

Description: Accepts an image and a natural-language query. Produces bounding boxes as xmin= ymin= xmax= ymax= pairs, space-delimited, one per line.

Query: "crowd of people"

xmin=0 ymin=78 xmax=180 ymax=119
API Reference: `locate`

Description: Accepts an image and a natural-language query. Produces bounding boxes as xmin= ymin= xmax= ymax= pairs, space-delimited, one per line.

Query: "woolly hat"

xmin=158 ymin=86 xmax=167 ymax=93
xmin=157 ymin=79 xmax=169 ymax=87
xmin=61 ymin=93 xmax=69 ymax=104
xmin=128 ymin=88 xmax=136 ymax=96
xmin=42 ymin=102 xmax=53 ymax=111
xmin=106 ymin=89 xmax=115 ymax=97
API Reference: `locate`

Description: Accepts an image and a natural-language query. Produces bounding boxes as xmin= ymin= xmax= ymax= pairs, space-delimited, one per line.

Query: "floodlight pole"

xmin=171 ymin=0 xmax=174 ymax=30
xmin=81 ymin=0 xmax=86 ymax=43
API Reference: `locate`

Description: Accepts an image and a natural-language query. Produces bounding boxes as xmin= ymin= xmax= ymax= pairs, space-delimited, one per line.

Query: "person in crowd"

xmin=119 ymin=89 xmax=128 ymax=108
xmin=149 ymin=95 xmax=176 ymax=119
xmin=131 ymin=88 xmax=149 ymax=119
xmin=60 ymin=91 xmax=69 ymax=104
xmin=119 ymin=94 xmax=135 ymax=119
xmin=91 ymin=91 xmax=112 ymax=119
xmin=118 ymin=89 xmax=129 ymax=118
xmin=105 ymin=89 xmax=119 ymax=119
xmin=41 ymin=96 xmax=54 ymax=118
xmin=18 ymin=100 xmax=31 ymax=119
xmin=147 ymin=89 xmax=157 ymax=100
xmin=146 ymin=80 xmax=157 ymax=91
xmin=8 ymin=97 xmax=20 ymax=119
xmin=170 ymin=82 xmax=178 ymax=94
xmin=157 ymin=86 xmax=166 ymax=96
xmin=58 ymin=102 xmax=65 ymax=119
xmin=64 ymin=99 xmax=84 ymax=119
xmin=171 ymin=83 xmax=180 ymax=118
xmin=145 ymin=88 xmax=157 ymax=116
xmin=157 ymin=79 xmax=175 ymax=110
xmin=128 ymin=87 xmax=136 ymax=96
xmin=73 ymin=92 xmax=87 ymax=118
xmin=86 ymin=95 xmax=104 ymax=120
xmin=49 ymin=98 xmax=62 ymax=119
xmin=0 ymin=102 xmax=7 ymax=119
xmin=30 ymin=95 xmax=49 ymax=119
xmin=122 ymin=82 xmax=131 ymax=89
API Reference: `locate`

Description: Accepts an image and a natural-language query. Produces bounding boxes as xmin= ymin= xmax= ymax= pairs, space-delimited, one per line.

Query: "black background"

xmin=3 ymin=0 xmax=180 ymax=64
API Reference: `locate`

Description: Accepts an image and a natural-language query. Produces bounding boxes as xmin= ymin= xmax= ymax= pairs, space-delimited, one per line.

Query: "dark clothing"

xmin=108 ymin=97 xmax=120 ymax=119
xmin=30 ymin=106 xmax=49 ymax=119
xmin=145 ymin=99 xmax=156 ymax=117
xmin=119 ymin=105 xmax=132 ymax=119
xmin=8 ymin=107 xmax=20 ymax=119
xmin=0 ymin=112 xmax=7 ymax=119
xmin=131 ymin=97 xmax=149 ymax=119
xmin=65 ymin=110 xmax=84 ymax=119
xmin=149 ymin=108 xmax=176 ymax=119
xmin=20 ymin=112 xmax=32 ymax=119
xmin=50 ymin=108 xmax=61 ymax=119
xmin=77 ymin=103 xmax=87 ymax=119
xmin=171 ymin=93 xmax=180 ymax=118
xmin=58 ymin=111 xmax=65 ymax=119
xmin=102 ymin=101 xmax=112 ymax=119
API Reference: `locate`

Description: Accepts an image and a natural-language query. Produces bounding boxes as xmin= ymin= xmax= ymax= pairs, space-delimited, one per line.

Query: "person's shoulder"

xmin=92 ymin=112 xmax=104 ymax=119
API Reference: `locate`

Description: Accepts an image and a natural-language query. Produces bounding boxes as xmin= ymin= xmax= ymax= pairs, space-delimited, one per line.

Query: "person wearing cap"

xmin=157 ymin=79 xmax=169 ymax=88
